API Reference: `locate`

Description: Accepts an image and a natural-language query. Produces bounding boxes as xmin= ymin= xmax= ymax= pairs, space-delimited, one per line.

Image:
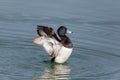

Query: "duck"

xmin=33 ymin=25 xmax=73 ymax=63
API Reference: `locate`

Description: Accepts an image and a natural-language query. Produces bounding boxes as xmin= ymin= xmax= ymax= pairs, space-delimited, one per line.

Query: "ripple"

xmin=33 ymin=64 xmax=71 ymax=80
xmin=0 ymin=1 xmax=120 ymax=80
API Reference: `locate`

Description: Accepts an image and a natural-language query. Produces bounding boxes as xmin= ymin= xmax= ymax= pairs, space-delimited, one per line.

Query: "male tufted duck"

xmin=33 ymin=25 xmax=73 ymax=63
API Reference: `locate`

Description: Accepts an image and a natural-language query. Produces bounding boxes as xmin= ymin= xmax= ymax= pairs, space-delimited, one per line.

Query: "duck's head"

xmin=57 ymin=26 xmax=72 ymax=37
xmin=57 ymin=26 xmax=73 ymax=48
xmin=37 ymin=25 xmax=55 ymax=37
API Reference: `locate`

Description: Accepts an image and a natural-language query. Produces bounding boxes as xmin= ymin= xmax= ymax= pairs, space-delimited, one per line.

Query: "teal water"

xmin=0 ymin=0 xmax=120 ymax=80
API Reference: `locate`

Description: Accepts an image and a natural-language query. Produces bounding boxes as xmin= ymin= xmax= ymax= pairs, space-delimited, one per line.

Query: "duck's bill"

xmin=67 ymin=30 xmax=73 ymax=34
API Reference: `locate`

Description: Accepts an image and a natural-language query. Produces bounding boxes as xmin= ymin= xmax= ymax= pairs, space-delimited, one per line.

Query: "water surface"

xmin=0 ymin=0 xmax=120 ymax=80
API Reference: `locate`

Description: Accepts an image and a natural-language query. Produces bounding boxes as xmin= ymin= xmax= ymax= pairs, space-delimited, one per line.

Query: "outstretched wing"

xmin=34 ymin=25 xmax=62 ymax=58
xmin=33 ymin=36 xmax=61 ymax=58
xmin=42 ymin=37 xmax=62 ymax=58
xmin=37 ymin=25 xmax=55 ymax=37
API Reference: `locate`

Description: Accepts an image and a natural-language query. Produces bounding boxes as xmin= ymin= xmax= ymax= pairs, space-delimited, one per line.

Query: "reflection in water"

xmin=34 ymin=64 xmax=71 ymax=80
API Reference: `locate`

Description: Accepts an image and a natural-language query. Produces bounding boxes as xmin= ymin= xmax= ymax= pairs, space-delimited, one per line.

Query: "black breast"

xmin=61 ymin=35 xmax=73 ymax=48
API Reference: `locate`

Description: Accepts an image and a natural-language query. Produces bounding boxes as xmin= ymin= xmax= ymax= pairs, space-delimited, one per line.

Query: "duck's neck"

xmin=53 ymin=33 xmax=61 ymax=42
xmin=60 ymin=35 xmax=73 ymax=48
xmin=53 ymin=33 xmax=73 ymax=48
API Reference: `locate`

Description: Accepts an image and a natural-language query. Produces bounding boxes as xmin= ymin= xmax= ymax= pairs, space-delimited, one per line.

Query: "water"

xmin=0 ymin=0 xmax=120 ymax=80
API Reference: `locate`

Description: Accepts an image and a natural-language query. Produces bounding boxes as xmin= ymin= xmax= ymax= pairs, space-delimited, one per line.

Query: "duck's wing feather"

xmin=33 ymin=36 xmax=53 ymax=56
xmin=37 ymin=25 xmax=55 ymax=37
xmin=43 ymin=37 xmax=62 ymax=58
xmin=43 ymin=41 xmax=55 ymax=57
xmin=33 ymin=36 xmax=61 ymax=58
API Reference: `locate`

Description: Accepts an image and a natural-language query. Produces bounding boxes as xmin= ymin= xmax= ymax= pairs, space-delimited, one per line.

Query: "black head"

xmin=57 ymin=26 xmax=73 ymax=48
xmin=57 ymin=26 xmax=67 ymax=37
